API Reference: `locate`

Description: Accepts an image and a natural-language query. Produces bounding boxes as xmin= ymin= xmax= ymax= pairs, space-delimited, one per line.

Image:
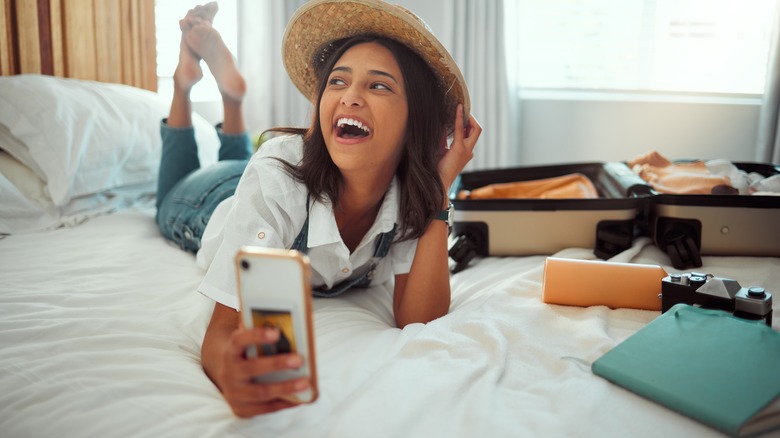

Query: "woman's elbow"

xmin=393 ymin=305 xmax=449 ymax=328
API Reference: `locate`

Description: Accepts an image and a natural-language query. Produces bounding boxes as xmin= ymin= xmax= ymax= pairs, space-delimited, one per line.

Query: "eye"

xmin=328 ymin=77 xmax=346 ymax=87
xmin=371 ymin=82 xmax=392 ymax=91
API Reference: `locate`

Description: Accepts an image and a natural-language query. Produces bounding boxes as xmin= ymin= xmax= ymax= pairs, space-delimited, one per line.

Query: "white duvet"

xmin=1 ymin=209 xmax=778 ymax=437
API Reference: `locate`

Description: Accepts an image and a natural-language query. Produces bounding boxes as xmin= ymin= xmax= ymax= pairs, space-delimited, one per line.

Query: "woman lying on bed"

xmin=155 ymin=0 xmax=480 ymax=417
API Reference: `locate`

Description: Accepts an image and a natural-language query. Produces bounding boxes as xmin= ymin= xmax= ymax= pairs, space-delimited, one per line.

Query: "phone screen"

xmin=251 ymin=308 xmax=296 ymax=355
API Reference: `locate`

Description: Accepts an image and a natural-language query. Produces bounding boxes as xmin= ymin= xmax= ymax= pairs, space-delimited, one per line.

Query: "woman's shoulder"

xmin=255 ymin=133 xmax=304 ymax=163
xmin=241 ymin=134 xmax=305 ymax=197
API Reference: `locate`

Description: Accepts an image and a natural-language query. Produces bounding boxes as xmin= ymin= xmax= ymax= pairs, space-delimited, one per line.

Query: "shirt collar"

xmin=306 ymin=176 xmax=400 ymax=249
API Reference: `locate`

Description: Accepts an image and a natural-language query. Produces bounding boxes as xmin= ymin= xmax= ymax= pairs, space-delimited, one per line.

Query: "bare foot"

xmin=172 ymin=3 xmax=220 ymax=94
xmin=179 ymin=2 xmax=219 ymax=31
xmin=173 ymin=36 xmax=203 ymax=93
xmin=184 ymin=22 xmax=246 ymax=101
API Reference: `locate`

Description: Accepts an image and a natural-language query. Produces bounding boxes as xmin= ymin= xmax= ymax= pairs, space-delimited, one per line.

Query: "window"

xmin=155 ymin=0 xmax=239 ymax=102
xmin=505 ymin=0 xmax=777 ymax=94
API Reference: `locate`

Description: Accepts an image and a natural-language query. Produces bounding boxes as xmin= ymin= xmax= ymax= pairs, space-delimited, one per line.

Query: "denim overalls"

xmin=155 ymin=121 xmax=396 ymax=297
xmin=290 ymin=202 xmax=397 ymax=297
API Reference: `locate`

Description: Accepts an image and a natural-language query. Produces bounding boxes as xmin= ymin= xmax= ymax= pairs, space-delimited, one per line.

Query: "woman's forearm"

xmin=393 ymin=217 xmax=452 ymax=328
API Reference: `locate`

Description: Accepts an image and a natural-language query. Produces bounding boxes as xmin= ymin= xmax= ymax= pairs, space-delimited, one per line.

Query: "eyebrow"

xmin=331 ymin=66 xmax=399 ymax=84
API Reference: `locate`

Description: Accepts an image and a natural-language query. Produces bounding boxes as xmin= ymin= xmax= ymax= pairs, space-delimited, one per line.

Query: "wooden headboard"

xmin=1 ymin=0 xmax=157 ymax=91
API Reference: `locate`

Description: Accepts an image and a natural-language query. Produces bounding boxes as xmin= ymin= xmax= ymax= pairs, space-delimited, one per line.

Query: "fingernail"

xmin=260 ymin=327 xmax=280 ymax=342
xmin=286 ymin=355 xmax=303 ymax=368
xmin=294 ymin=379 xmax=309 ymax=391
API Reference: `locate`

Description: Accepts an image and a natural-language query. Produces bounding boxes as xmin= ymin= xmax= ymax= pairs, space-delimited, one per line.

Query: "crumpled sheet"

xmin=5 ymin=209 xmax=778 ymax=437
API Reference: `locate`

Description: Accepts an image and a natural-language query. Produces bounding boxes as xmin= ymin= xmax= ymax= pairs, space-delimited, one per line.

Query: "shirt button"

xmin=342 ymin=267 xmax=349 ymax=273
xmin=184 ymin=231 xmax=192 ymax=239
xmin=257 ymin=232 xmax=266 ymax=239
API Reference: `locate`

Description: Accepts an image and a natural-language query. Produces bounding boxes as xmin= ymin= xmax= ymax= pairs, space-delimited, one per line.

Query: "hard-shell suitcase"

xmin=449 ymin=161 xmax=780 ymax=273
xmin=647 ymin=162 xmax=780 ymax=269
xmin=448 ymin=162 xmax=652 ymax=272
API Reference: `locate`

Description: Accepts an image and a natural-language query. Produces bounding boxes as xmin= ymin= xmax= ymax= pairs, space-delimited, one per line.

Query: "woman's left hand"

xmin=438 ymin=104 xmax=482 ymax=191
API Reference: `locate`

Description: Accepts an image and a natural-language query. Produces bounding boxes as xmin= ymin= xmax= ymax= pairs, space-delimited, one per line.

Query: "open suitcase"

xmin=648 ymin=162 xmax=780 ymax=269
xmin=449 ymin=161 xmax=780 ymax=272
xmin=448 ymin=161 xmax=653 ymax=273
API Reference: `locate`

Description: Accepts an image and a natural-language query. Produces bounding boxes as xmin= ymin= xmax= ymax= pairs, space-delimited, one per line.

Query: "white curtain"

xmin=238 ymin=0 xmax=520 ymax=170
xmin=429 ymin=0 xmax=520 ymax=170
xmin=238 ymin=0 xmax=311 ymax=133
xmin=756 ymin=2 xmax=780 ymax=164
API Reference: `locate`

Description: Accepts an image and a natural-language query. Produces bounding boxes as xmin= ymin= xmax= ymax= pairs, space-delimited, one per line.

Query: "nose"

xmin=340 ymin=86 xmax=364 ymax=107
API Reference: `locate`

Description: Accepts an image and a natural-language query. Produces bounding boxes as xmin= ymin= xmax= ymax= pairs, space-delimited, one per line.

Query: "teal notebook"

xmin=592 ymin=304 xmax=780 ymax=437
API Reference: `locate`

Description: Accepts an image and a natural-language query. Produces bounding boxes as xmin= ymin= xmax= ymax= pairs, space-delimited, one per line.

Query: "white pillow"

xmin=0 ymin=148 xmax=48 ymax=204
xmin=0 ymin=149 xmax=61 ymax=233
xmin=0 ymin=74 xmax=221 ymax=234
xmin=0 ymin=149 xmax=157 ymax=234
xmin=0 ymin=74 xmax=219 ymax=208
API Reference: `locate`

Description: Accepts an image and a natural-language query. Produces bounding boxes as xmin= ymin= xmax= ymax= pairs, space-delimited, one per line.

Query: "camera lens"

xmin=689 ymin=275 xmax=707 ymax=287
xmin=241 ymin=259 xmax=250 ymax=270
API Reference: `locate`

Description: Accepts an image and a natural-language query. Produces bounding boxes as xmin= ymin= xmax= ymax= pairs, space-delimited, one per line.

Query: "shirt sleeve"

xmin=197 ymin=139 xmax=306 ymax=309
xmin=389 ymin=237 xmax=418 ymax=276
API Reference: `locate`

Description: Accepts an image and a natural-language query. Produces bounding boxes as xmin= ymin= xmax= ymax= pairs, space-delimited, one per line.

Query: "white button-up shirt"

xmin=196 ymin=135 xmax=417 ymax=310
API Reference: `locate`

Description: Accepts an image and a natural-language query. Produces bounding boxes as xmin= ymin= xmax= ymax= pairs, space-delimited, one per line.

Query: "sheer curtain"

xmin=442 ymin=0 xmax=519 ymax=170
xmin=238 ymin=0 xmax=310 ymax=134
xmin=237 ymin=0 xmax=519 ymax=170
xmin=756 ymin=3 xmax=780 ymax=164
xmin=394 ymin=0 xmax=519 ymax=170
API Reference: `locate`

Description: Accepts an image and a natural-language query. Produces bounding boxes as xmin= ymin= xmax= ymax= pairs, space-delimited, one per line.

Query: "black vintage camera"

xmin=660 ymin=272 xmax=773 ymax=326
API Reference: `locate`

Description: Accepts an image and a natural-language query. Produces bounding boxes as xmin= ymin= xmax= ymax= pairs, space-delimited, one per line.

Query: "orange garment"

xmin=627 ymin=151 xmax=733 ymax=195
xmin=458 ymin=173 xmax=599 ymax=200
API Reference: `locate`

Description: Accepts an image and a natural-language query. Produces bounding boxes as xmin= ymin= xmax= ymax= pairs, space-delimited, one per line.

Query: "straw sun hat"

xmin=282 ymin=0 xmax=470 ymax=128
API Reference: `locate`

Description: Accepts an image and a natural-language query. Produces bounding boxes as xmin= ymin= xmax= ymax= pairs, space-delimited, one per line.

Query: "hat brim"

xmin=282 ymin=0 xmax=470 ymax=129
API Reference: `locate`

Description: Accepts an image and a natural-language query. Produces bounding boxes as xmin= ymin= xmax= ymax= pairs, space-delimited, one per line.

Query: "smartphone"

xmin=235 ymin=246 xmax=318 ymax=404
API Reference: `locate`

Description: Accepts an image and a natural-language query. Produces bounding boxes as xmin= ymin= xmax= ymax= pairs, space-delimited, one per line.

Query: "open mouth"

xmin=335 ymin=117 xmax=371 ymax=139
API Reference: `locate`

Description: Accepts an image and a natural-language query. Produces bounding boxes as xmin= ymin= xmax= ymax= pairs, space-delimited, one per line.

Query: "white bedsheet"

xmin=1 ymin=209 xmax=778 ymax=437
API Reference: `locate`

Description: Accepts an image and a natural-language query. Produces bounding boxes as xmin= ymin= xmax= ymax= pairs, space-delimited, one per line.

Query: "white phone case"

xmin=235 ymin=247 xmax=318 ymax=404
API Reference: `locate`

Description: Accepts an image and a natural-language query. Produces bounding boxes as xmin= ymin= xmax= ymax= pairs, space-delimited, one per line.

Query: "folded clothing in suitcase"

xmin=457 ymin=173 xmax=599 ymax=200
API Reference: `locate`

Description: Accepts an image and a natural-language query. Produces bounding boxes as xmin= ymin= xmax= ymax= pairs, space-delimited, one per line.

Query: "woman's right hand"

xmin=202 ymin=304 xmax=311 ymax=418
xmin=437 ymin=104 xmax=482 ymax=191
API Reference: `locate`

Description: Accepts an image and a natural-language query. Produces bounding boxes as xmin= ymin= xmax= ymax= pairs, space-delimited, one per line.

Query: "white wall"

xmin=517 ymin=96 xmax=761 ymax=165
xmin=192 ymin=101 xmax=224 ymax=128
xmin=393 ymin=0 xmax=764 ymax=167
xmin=194 ymin=96 xmax=762 ymax=166
xmin=190 ymin=2 xmax=764 ymax=168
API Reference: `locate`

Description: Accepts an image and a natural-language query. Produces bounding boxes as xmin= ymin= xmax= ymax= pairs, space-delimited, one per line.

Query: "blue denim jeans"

xmin=155 ymin=120 xmax=251 ymax=253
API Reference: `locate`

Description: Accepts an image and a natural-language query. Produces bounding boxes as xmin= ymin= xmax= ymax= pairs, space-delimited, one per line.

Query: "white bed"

xmin=1 ymin=75 xmax=779 ymax=438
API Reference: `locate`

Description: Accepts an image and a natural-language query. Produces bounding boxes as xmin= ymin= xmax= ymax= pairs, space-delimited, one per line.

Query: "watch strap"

xmin=435 ymin=203 xmax=454 ymax=226
xmin=435 ymin=209 xmax=450 ymax=222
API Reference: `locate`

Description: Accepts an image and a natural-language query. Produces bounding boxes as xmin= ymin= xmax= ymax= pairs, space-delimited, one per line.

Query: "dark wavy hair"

xmin=269 ymin=35 xmax=448 ymax=241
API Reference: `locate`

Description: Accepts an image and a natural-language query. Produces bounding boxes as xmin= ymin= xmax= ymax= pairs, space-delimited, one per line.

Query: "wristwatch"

xmin=435 ymin=203 xmax=454 ymax=229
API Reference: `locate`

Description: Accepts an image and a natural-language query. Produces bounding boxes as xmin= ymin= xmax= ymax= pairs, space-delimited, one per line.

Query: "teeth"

xmin=337 ymin=118 xmax=371 ymax=134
